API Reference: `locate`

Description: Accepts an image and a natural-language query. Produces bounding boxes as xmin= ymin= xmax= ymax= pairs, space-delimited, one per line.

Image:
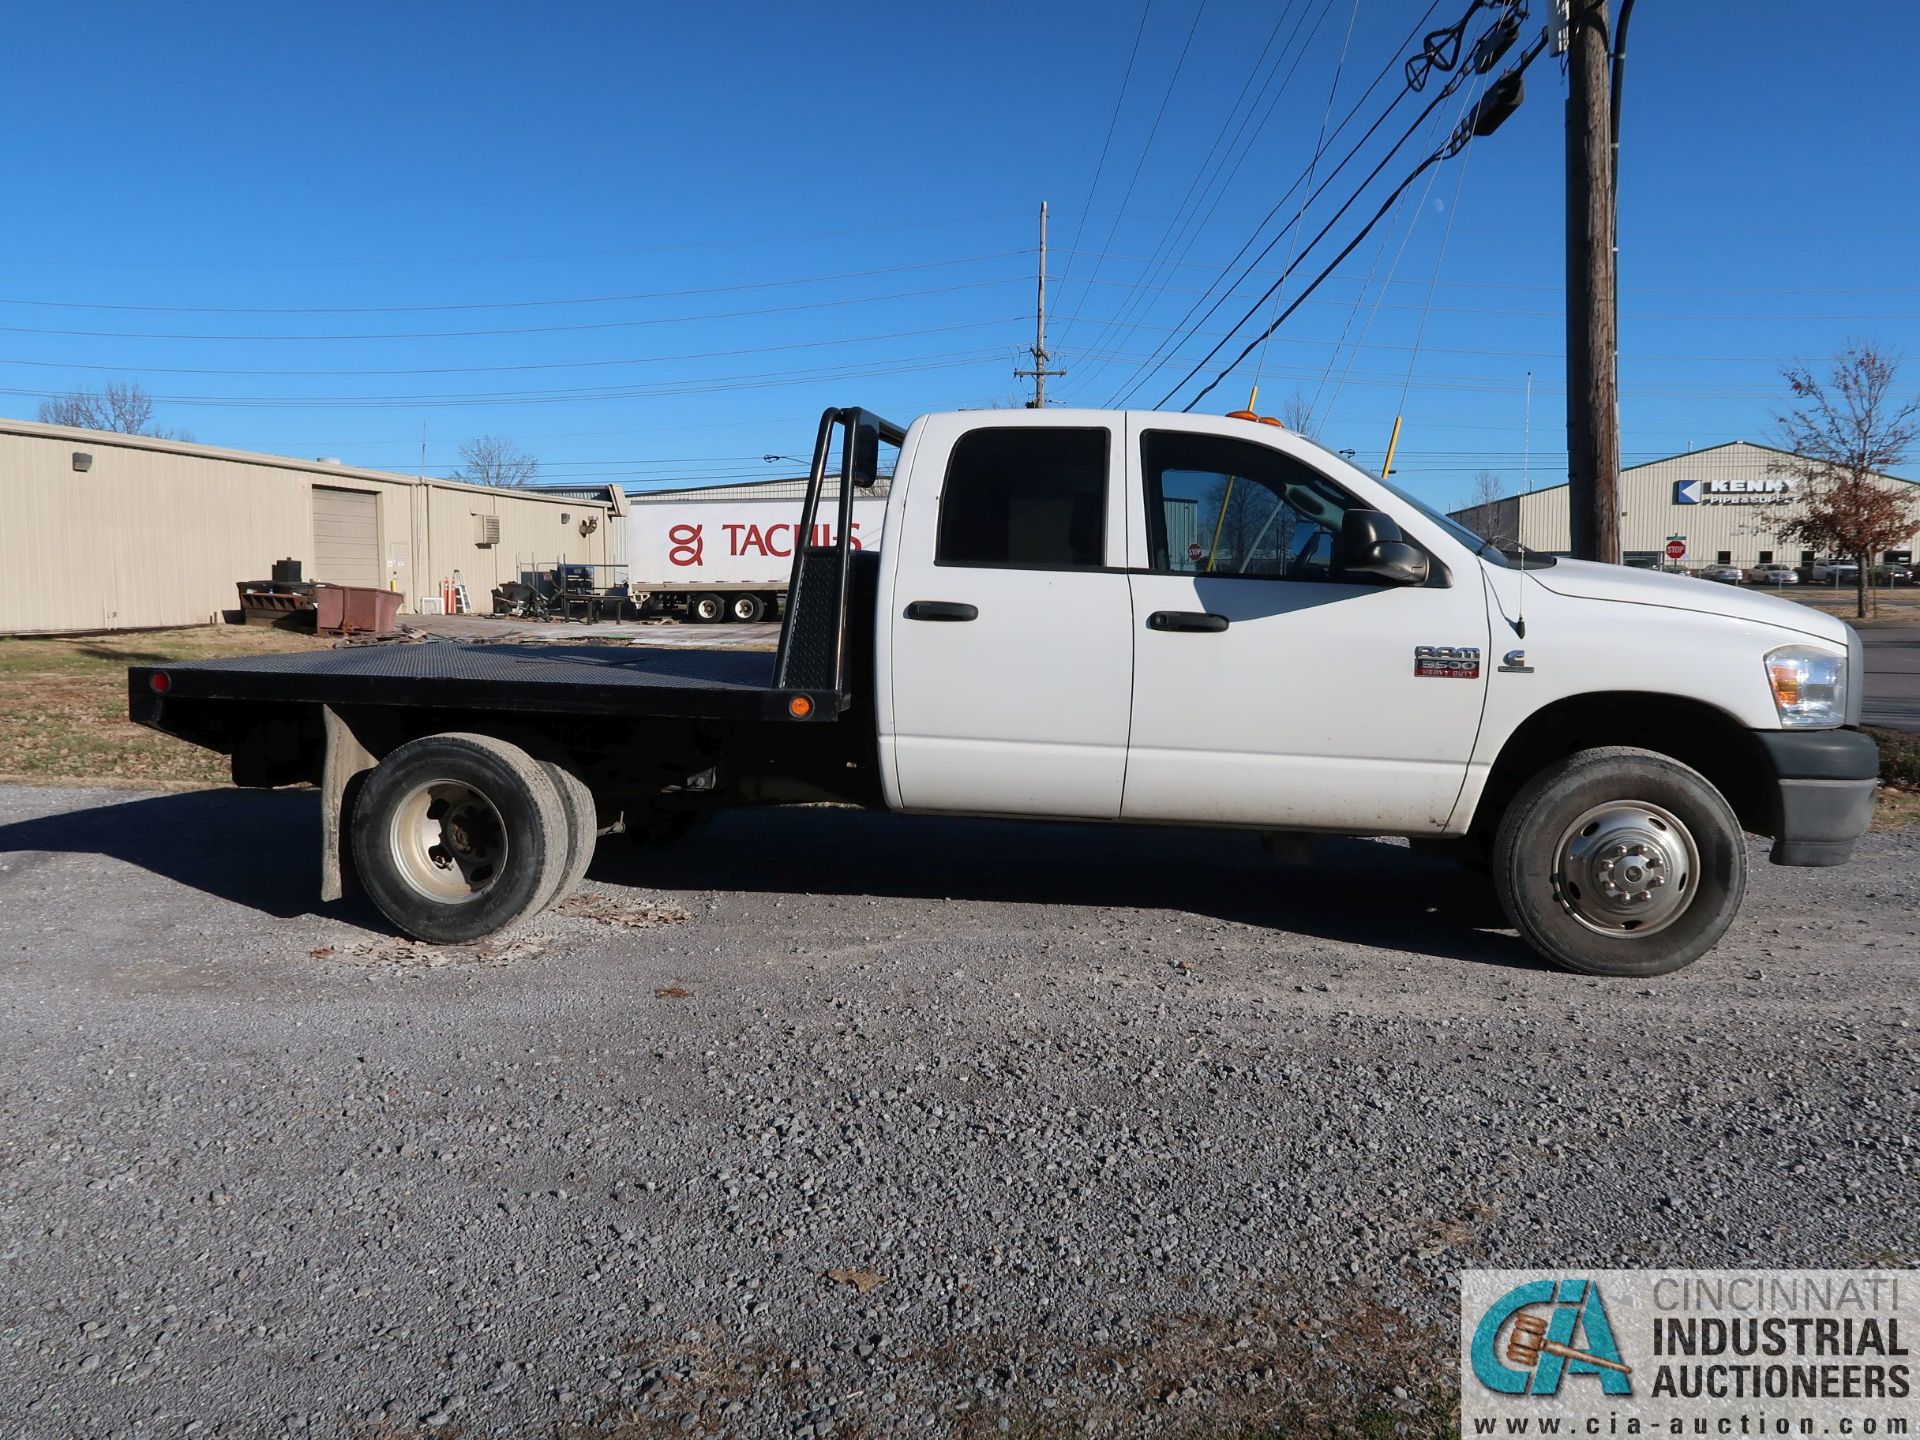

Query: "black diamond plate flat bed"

xmin=128 ymin=642 xmax=811 ymax=723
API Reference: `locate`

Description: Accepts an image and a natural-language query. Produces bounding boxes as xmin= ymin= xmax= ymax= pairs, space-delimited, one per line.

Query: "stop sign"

xmin=1665 ymin=540 xmax=1687 ymax=560
xmin=1187 ymin=542 xmax=1205 ymax=562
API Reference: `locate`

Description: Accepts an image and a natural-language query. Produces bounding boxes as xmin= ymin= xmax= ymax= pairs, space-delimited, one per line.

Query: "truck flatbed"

xmin=131 ymin=641 xmax=789 ymax=721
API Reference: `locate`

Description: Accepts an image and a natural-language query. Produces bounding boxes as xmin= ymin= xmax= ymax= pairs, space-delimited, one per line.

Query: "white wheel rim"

xmin=1552 ymin=798 xmax=1700 ymax=938
xmin=389 ymin=779 xmax=507 ymax=904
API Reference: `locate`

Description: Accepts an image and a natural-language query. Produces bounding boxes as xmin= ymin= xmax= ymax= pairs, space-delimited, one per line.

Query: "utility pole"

xmin=1564 ymin=0 xmax=1620 ymax=563
xmin=1014 ymin=201 xmax=1064 ymax=408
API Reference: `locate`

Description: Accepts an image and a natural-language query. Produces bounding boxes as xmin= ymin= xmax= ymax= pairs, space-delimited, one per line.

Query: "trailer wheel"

xmin=728 ymin=592 xmax=765 ymax=623
xmin=536 ymin=757 xmax=598 ymax=903
xmin=690 ymin=593 xmax=725 ymax=623
xmin=352 ymin=732 xmax=569 ymax=944
xmin=1492 ymin=746 xmax=1746 ymax=977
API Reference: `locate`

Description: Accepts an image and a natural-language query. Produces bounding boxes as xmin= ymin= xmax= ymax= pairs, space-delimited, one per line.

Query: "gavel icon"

xmin=1506 ymin=1312 xmax=1633 ymax=1375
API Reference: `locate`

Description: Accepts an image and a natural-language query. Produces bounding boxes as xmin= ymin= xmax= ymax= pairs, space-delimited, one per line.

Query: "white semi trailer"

xmin=623 ymin=482 xmax=888 ymax=622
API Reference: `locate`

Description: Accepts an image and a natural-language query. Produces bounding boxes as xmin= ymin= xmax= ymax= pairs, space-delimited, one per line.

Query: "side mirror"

xmin=1337 ymin=509 xmax=1429 ymax=586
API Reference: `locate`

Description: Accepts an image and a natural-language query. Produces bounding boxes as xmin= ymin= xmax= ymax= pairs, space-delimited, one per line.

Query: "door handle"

xmin=904 ymin=600 xmax=978 ymax=622
xmin=1147 ymin=610 xmax=1229 ymax=633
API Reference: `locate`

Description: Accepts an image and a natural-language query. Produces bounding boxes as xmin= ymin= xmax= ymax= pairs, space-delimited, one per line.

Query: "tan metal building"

xmin=0 ymin=419 xmax=613 ymax=634
xmin=1449 ymin=441 xmax=1920 ymax=570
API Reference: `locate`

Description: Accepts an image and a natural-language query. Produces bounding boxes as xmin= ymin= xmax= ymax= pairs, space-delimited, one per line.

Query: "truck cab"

xmin=131 ymin=405 xmax=1879 ymax=978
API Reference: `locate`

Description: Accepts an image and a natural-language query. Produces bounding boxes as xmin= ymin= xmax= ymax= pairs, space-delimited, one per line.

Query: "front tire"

xmin=690 ymin=593 xmax=725 ymax=623
xmin=1492 ymin=746 xmax=1746 ymax=977
xmin=352 ymin=733 xmax=570 ymax=944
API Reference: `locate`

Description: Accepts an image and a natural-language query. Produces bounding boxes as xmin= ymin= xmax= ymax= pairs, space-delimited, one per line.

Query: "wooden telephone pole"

xmin=1565 ymin=0 xmax=1620 ymax=563
xmin=1015 ymin=201 xmax=1065 ymax=407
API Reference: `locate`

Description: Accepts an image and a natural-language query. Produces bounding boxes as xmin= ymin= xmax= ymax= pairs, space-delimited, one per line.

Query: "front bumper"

xmin=1756 ymin=728 xmax=1879 ymax=866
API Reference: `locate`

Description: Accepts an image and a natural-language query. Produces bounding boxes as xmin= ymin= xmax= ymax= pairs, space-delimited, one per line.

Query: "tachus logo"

xmin=1469 ymin=1278 xmax=1634 ymax=1396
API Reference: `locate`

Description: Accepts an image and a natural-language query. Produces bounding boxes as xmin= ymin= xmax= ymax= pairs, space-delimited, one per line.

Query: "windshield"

xmin=1365 ymin=468 xmax=1555 ymax=569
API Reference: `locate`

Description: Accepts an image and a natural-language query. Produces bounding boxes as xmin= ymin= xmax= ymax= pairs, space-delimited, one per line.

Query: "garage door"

xmin=313 ymin=487 xmax=381 ymax=588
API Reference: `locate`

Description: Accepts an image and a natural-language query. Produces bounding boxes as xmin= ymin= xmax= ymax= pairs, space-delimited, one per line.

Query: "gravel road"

xmin=1 ymin=784 xmax=1914 ymax=1438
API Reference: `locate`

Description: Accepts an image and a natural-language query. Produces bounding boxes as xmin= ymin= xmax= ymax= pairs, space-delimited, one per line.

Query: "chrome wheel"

xmin=1552 ymin=799 xmax=1699 ymax=937
xmin=389 ymin=779 xmax=507 ymax=904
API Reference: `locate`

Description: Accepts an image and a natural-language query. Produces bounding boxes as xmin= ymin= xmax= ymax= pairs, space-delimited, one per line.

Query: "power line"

xmin=1054 ymin=248 xmax=1920 ymax=299
xmin=1252 ymin=0 xmax=1363 ymax=402
xmin=1053 ymin=0 xmax=1325 ymax=400
xmin=1055 ymin=0 xmax=1212 ymax=347
xmin=0 ymin=316 xmax=1024 ymax=377
xmin=1102 ymin=0 xmax=1447 ymax=407
xmin=1052 ymin=0 xmax=1156 ymax=319
xmin=0 ymin=210 xmax=1031 ymax=270
xmin=0 ymin=251 xmax=1030 ymax=316
xmin=0 ymin=349 xmax=1009 ymax=410
xmin=0 ymin=277 xmax=1026 ymax=342
xmin=1155 ymin=63 xmax=1488 ymax=410
xmin=1156 ymin=7 xmax=1523 ymax=412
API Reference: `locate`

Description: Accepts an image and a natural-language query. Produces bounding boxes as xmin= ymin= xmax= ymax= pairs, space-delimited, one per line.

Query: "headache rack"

xmin=769 ymin=406 xmax=905 ymax=717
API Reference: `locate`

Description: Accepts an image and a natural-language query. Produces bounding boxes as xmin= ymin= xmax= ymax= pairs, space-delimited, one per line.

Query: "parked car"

xmin=1748 ymin=564 xmax=1799 ymax=586
xmin=1870 ymin=563 xmax=1913 ymax=586
xmin=1699 ymin=564 xmax=1745 ymax=585
xmin=1811 ymin=559 xmax=1859 ymax=583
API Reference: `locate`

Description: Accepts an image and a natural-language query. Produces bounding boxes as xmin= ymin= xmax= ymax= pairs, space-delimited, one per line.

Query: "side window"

xmin=1141 ymin=430 xmax=1359 ymax=583
xmin=936 ymin=427 xmax=1109 ymax=569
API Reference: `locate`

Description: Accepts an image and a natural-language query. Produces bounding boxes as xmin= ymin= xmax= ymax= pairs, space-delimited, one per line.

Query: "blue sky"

xmin=4 ymin=1 xmax=1917 ymax=510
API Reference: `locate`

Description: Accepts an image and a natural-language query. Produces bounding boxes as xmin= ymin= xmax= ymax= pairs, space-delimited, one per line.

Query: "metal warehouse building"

xmin=0 ymin=419 xmax=614 ymax=634
xmin=1450 ymin=441 xmax=1920 ymax=570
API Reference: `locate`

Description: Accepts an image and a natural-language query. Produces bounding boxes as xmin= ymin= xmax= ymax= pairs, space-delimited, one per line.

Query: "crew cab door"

xmin=1122 ymin=420 xmax=1490 ymax=831
xmin=878 ymin=414 xmax=1132 ymax=817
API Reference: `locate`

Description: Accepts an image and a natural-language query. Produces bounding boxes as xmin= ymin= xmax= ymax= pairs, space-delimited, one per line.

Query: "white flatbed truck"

xmin=131 ymin=406 xmax=1878 ymax=976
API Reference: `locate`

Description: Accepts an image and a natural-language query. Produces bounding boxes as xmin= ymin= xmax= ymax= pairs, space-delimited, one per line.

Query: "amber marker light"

xmin=788 ymin=695 xmax=814 ymax=719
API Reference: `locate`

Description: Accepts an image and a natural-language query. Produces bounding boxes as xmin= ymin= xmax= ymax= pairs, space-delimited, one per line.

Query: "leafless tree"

xmin=1457 ymin=470 xmax=1513 ymax=546
xmin=450 ymin=435 xmax=540 ymax=488
xmin=1278 ymin=389 xmax=1316 ymax=438
xmin=37 ymin=380 xmax=190 ymax=440
xmin=1200 ymin=476 xmax=1297 ymax=576
xmin=1772 ymin=341 xmax=1920 ymax=618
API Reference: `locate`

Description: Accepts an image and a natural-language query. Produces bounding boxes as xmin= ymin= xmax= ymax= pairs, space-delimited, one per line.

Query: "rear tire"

xmin=728 ymin=592 xmax=765 ymax=623
xmin=352 ymin=732 xmax=569 ymax=944
xmin=1492 ymin=746 xmax=1746 ymax=977
xmin=536 ymin=757 xmax=597 ymax=903
xmin=690 ymin=593 xmax=724 ymax=623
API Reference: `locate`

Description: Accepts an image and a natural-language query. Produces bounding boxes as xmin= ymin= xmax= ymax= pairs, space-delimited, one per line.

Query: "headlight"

xmin=1765 ymin=645 xmax=1847 ymax=728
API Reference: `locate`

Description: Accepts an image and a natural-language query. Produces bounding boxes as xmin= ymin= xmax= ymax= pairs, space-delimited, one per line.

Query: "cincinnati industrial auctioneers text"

xmin=1461 ymin=1270 xmax=1917 ymax=1436
xmin=1648 ymin=1275 xmax=1909 ymax=1404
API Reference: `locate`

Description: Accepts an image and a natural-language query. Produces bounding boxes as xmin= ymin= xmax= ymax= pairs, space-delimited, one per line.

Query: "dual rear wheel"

xmin=689 ymin=592 xmax=769 ymax=623
xmin=351 ymin=733 xmax=598 ymax=944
